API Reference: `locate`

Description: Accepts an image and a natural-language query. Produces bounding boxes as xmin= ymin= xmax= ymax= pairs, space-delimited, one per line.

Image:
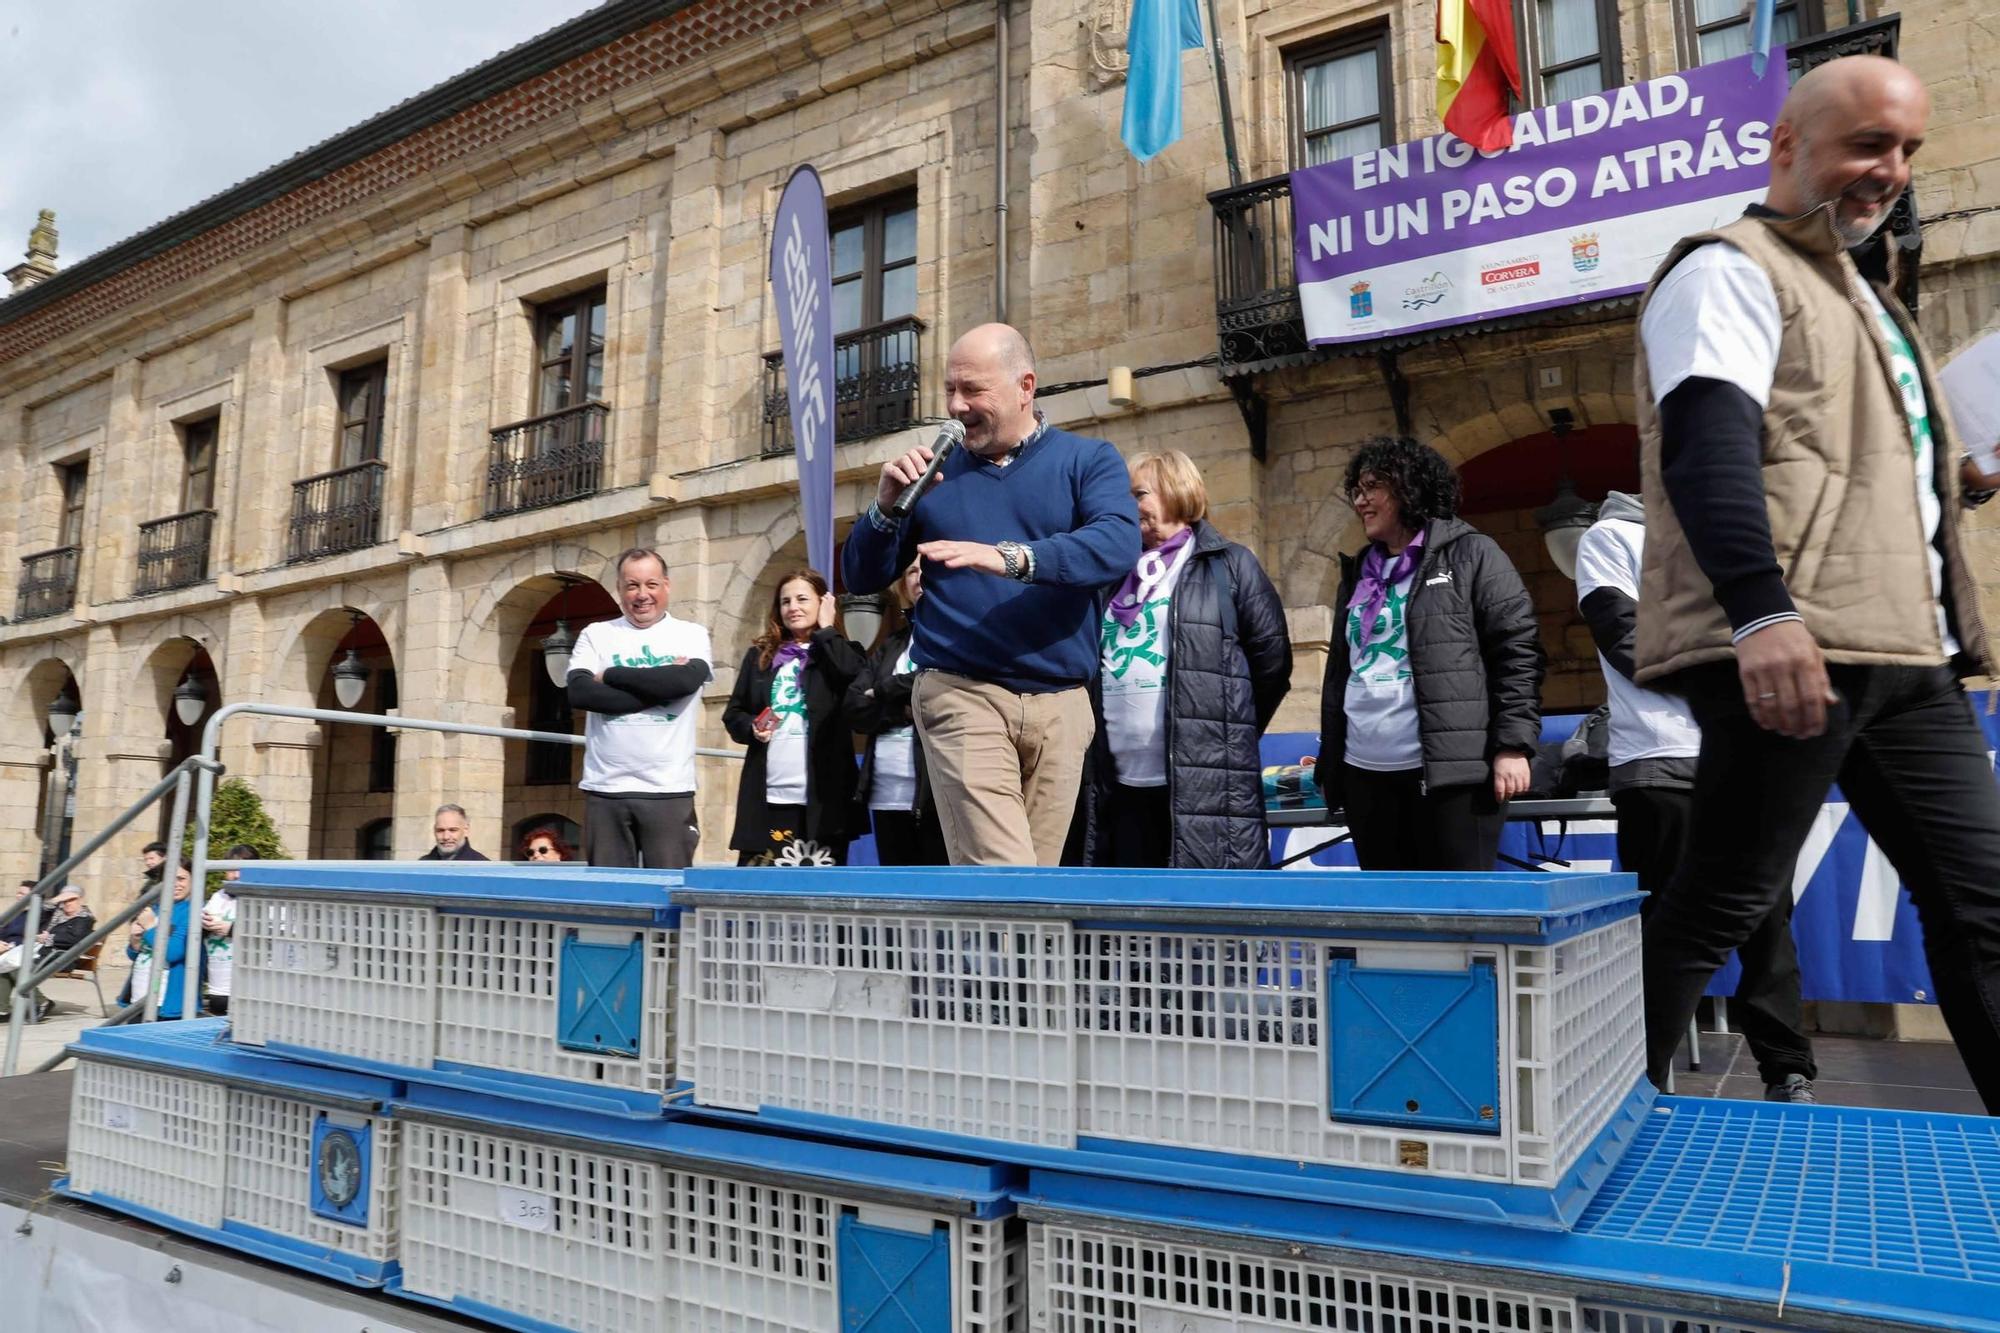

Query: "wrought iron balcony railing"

xmin=486 ymin=401 xmax=609 ymax=518
xmin=288 ymin=459 xmax=387 ymax=563
xmin=762 ymin=316 xmax=924 ymax=455
xmin=134 ymin=509 xmax=215 ymax=596
xmin=1206 ymin=17 xmax=1907 ymax=379
xmin=15 ymin=545 xmax=80 ymax=622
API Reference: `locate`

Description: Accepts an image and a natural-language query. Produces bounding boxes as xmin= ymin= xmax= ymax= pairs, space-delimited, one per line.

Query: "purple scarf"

xmin=1107 ymin=527 xmax=1195 ymax=628
xmin=1348 ymin=529 xmax=1426 ymax=641
xmin=771 ymin=638 xmax=812 ymax=673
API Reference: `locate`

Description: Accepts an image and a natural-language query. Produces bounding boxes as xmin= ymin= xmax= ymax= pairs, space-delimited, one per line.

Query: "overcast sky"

xmin=0 ymin=1 xmax=604 ymax=269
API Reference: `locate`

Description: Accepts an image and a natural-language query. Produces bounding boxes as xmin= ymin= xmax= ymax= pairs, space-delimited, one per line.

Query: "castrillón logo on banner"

xmin=1401 ymin=272 xmax=1453 ymax=311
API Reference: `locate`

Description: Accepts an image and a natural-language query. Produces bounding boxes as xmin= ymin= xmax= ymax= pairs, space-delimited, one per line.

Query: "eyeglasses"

xmin=1346 ymin=480 xmax=1390 ymax=506
xmin=527 ymin=844 xmax=559 ymax=859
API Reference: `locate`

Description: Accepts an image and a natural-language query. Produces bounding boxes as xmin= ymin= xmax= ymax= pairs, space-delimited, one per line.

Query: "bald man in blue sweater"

xmin=843 ymin=324 xmax=1140 ymax=865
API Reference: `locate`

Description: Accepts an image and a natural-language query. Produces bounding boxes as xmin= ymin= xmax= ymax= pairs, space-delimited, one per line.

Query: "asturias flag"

xmin=1436 ymin=0 xmax=1522 ymax=152
xmin=1121 ymin=0 xmax=1206 ymax=162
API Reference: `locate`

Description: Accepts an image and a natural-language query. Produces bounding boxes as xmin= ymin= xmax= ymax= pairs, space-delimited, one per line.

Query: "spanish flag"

xmin=1436 ymin=0 xmax=1522 ymax=151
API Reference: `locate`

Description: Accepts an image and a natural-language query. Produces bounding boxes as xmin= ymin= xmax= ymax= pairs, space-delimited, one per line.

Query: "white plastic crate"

xmin=392 ymin=1095 xmax=1025 ymax=1333
xmin=676 ymin=869 xmax=1647 ymax=1223
xmin=227 ymin=865 xmax=683 ymax=1112
xmin=59 ymin=1020 xmax=402 ymax=1286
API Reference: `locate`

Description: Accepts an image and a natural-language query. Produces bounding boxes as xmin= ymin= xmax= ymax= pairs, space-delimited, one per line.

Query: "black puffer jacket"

xmin=1084 ymin=520 xmax=1293 ymax=868
xmin=1317 ymin=516 xmax=1543 ymax=801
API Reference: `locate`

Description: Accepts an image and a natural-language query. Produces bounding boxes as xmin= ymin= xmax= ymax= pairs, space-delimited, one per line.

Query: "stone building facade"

xmin=2 ymin=0 xmax=1994 ymax=902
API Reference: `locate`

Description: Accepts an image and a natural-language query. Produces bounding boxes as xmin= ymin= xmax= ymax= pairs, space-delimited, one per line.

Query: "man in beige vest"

xmin=1634 ymin=55 xmax=2000 ymax=1114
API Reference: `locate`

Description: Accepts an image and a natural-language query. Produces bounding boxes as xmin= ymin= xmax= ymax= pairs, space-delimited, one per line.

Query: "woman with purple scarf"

xmin=1082 ymin=450 xmax=1292 ymax=868
xmin=723 ymin=569 xmax=867 ymax=864
xmin=1316 ymin=436 xmax=1543 ymax=870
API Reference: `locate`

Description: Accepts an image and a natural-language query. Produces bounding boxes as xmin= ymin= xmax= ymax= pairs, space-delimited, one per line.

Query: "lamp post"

xmin=173 ymin=675 xmax=208 ymax=727
xmin=40 ymin=687 xmax=80 ymax=877
xmin=331 ymin=649 xmax=370 ymax=709
xmin=1533 ymin=411 xmax=1598 ymax=581
xmin=838 ymin=593 xmax=886 ymax=652
xmin=541 ymin=577 xmax=580 ymax=688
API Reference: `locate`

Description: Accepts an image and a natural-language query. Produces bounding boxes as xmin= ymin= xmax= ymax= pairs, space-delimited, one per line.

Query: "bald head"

xmin=945 ymin=323 xmax=1039 ymax=456
xmin=1769 ymin=55 xmax=1928 ymax=246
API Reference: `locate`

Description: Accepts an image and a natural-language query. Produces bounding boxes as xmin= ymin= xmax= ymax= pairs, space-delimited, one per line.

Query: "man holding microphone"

xmin=842 ymin=323 xmax=1139 ymax=865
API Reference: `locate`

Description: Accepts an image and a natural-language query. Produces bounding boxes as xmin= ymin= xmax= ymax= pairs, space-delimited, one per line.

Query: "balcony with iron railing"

xmin=486 ymin=401 xmax=609 ymax=518
xmin=1205 ymin=19 xmax=1909 ymax=380
xmin=134 ymin=509 xmax=215 ymax=596
xmin=288 ymin=459 xmax=388 ymax=563
xmin=15 ymin=545 xmax=80 ymax=622
xmin=762 ymin=316 xmax=924 ymax=455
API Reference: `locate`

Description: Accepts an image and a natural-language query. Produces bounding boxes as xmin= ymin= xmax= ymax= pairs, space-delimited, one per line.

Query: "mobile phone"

xmin=754 ymin=706 xmax=776 ymax=731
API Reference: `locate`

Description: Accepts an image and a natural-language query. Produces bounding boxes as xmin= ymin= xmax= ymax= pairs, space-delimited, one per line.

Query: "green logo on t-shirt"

xmin=1102 ymin=599 xmax=1168 ymax=680
xmin=1874 ymin=308 xmax=1933 ymax=457
xmin=771 ymin=662 xmax=807 ymax=726
xmin=1348 ymin=581 xmax=1412 ymax=683
xmin=606 ymin=644 xmax=685 ymax=722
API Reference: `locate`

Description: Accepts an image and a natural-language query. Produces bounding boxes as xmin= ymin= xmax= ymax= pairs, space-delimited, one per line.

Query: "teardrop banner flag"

xmin=770 ymin=166 xmax=836 ymax=579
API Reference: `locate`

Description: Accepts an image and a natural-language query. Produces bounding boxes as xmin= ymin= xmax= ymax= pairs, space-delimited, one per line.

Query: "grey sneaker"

xmin=1764 ymin=1074 xmax=1816 ymax=1104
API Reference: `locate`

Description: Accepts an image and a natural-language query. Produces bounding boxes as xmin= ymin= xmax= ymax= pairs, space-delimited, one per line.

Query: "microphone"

xmin=887 ymin=420 xmax=966 ymax=519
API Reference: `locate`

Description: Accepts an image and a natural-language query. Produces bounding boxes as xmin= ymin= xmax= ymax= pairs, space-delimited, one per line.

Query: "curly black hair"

xmin=1343 ymin=435 xmax=1461 ymax=533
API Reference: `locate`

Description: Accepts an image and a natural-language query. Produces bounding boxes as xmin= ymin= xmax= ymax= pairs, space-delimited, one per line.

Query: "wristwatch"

xmin=996 ymin=541 xmax=1030 ymax=581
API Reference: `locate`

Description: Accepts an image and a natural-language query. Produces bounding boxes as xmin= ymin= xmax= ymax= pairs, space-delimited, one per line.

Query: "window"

xmin=179 ymin=417 xmax=217 ymax=513
xmin=525 ymin=662 xmax=575 ymax=786
xmin=1287 ymin=30 xmax=1393 ymax=168
xmin=829 ymin=193 xmax=918 ymax=338
xmin=356 ymin=818 xmax=393 ymax=860
xmin=533 ymin=288 xmax=607 ymax=414
xmin=369 ymin=669 xmax=397 ymax=793
xmin=1524 ymin=0 xmax=1622 ymax=106
xmin=58 ymin=461 xmax=89 ymax=546
xmin=1680 ymin=0 xmax=1817 ymax=65
xmin=335 ymin=361 xmax=388 ymax=468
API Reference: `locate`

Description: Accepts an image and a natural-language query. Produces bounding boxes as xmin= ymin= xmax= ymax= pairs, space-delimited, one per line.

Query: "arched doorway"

xmin=305 ymin=610 xmax=398 ymax=858
xmin=1456 ymin=423 xmax=1639 ymax=713
xmin=135 ymin=636 xmax=221 ymax=842
xmin=501 ymin=578 xmax=619 ymax=852
xmin=25 ymin=659 xmax=83 ymax=876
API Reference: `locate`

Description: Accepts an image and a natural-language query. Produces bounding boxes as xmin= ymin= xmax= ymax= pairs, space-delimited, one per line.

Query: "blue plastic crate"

xmin=58 ymin=1018 xmax=403 ymax=1286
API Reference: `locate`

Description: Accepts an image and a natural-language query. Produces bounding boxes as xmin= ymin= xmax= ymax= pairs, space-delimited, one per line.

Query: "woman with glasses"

xmin=1082 ymin=450 xmax=1293 ymax=868
xmin=517 ymin=827 xmax=574 ymax=863
xmin=1317 ymin=436 xmax=1543 ymax=871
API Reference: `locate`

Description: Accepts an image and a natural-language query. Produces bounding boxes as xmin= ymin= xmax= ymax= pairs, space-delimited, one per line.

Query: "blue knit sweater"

xmin=842 ymin=425 xmax=1140 ymax=692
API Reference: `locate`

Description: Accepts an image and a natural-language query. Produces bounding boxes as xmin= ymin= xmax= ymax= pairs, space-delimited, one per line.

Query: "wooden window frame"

xmin=531 ymin=287 xmax=609 ymax=416
xmin=1284 ymin=26 xmax=1395 ymax=171
xmin=178 ymin=416 xmax=218 ymax=513
xmin=828 ymin=191 xmax=918 ymax=335
xmin=334 ymin=360 xmax=389 ymax=469
xmin=1518 ymin=0 xmax=1624 ymax=108
xmin=58 ymin=461 xmax=89 ymax=547
xmin=1676 ymin=0 xmax=1822 ymax=67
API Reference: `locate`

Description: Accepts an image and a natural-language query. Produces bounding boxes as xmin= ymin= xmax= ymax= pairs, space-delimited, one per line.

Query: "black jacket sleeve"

xmin=603 ymin=662 xmax=711 ymax=705
xmin=1228 ymin=544 xmax=1293 ymax=731
xmin=1469 ymin=536 xmax=1545 ymax=756
xmin=845 ymin=634 xmax=916 ymax=736
xmin=1659 ymin=376 xmax=1797 ymax=633
xmin=47 ymin=913 xmax=96 ymax=953
xmin=722 ymin=647 xmax=766 ymax=747
xmin=808 ymin=627 xmax=867 ymax=694
xmin=1579 ymin=587 xmax=1640 ymax=683
xmin=567 ymin=669 xmax=651 ymax=716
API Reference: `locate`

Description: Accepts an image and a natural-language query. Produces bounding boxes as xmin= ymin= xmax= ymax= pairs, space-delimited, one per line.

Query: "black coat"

xmin=1317 ymin=516 xmax=1543 ymax=801
xmin=723 ymin=628 xmax=866 ymax=853
xmin=418 ymin=844 xmax=489 ymax=862
xmin=1084 ymin=521 xmax=1293 ymax=869
xmin=845 ymin=625 xmax=934 ymax=821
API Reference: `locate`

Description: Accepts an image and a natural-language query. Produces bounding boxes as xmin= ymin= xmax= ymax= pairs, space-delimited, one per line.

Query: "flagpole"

xmin=1202 ymin=0 xmax=1244 ymax=186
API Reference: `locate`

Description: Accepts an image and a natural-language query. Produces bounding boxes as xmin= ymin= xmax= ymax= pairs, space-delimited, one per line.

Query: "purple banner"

xmin=1291 ymin=53 xmax=1788 ymax=346
xmin=770 ymin=166 xmax=836 ymax=579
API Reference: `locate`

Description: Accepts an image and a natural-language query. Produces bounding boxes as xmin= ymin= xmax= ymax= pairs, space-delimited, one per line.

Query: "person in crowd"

xmin=118 ymin=847 xmax=167 ymax=1008
xmin=1083 ymin=450 xmax=1292 ymax=868
xmin=202 ymin=844 xmax=251 ymax=1017
xmin=1632 ymin=56 xmax=2000 ymax=1113
xmin=566 ymin=548 xmax=715 ymax=868
xmin=518 ymin=827 xmax=575 ymax=863
xmin=419 ymin=804 xmax=489 ymax=861
xmin=847 ymin=560 xmax=949 ymax=866
xmin=128 ymin=859 xmax=202 ymax=1021
xmin=2 ymin=886 xmax=97 ymax=1022
xmin=1316 ymin=436 xmax=1543 ymax=870
xmin=724 ymin=570 xmax=866 ymax=864
xmin=1577 ymin=493 xmax=1816 ymax=1102
xmin=0 ymin=882 xmax=48 ymax=1021
xmin=842 ymin=323 xmax=1140 ymax=865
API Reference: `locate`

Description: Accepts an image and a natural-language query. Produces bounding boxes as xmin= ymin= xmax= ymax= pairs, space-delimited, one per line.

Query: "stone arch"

xmin=130 ymin=626 xmax=225 ymax=733
xmin=710 ymin=506 xmax=806 ymax=676
xmin=454 ymin=539 xmax=619 ymax=709
xmin=267 ymin=590 xmax=404 ymax=707
xmin=8 ymin=653 xmax=83 ymax=748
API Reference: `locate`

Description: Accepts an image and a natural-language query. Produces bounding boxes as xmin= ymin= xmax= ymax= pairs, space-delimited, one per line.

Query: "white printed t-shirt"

xmin=1572 ymin=519 xmax=1702 ymax=766
xmin=870 ymin=641 xmax=921 ymax=812
xmin=764 ymin=658 xmax=809 ymax=806
xmin=1640 ymin=242 xmax=1955 ymax=655
xmin=1343 ymin=566 xmax=1423 ymax=772
xmin=1100 ymin=540 xmax=1195 ymax=787
xmin=570 ymin=613 xmax=714 ymax=795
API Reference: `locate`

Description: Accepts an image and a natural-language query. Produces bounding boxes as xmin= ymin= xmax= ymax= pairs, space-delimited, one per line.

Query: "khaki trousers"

xmin=912 ymin=671 xmax=1094 ymax=866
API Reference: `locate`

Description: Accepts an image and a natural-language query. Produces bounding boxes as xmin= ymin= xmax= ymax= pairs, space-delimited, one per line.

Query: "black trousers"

xmin=585 ymin=792 xmax=698 ymax=869
xmin=1099 ymin=783 xmax=1173 ymax=869
xmin=1645 ymin=663 xmax=2000 ymax=1112
xmin=871 ymin=808 xmax=951 ymax=866
xmin=1341 ymin=765 xmax=1505 ymax=871
xmin=1614 ymin=784 xmax=1814 ymax=1084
